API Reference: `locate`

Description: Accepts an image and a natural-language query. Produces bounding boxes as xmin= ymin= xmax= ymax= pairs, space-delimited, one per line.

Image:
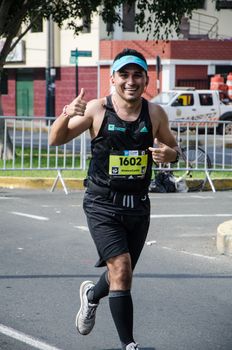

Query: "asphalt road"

xmin=1 ymin=189 xmax=232 ymax=350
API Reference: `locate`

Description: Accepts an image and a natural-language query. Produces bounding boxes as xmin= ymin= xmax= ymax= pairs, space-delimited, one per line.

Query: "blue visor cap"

xmin=111 ymin=55 xmax=148 ymax=75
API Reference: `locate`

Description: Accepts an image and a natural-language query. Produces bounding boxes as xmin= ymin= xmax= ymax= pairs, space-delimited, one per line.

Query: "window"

xmin=122 ymin=2 xmax=135 ymax=32
xmin=216 ymin=0 xmax=232 ymax=9
xmin=82 ymin=16 xmax=91 ymax=33
xmin=172 ymin=94 xmax=194 ymax=107
xmin=106 ymin=21 xmax=114 ymax=33
xmin=31 ymin=16 xmax=43 ymax=33
xmin=197 ymin=0 xmax=206 ymax=9
xmin=0 ymin=70 xmax=8 ymax=94
xmin=177 ymin=79 xmax=209 ymax=89
xmin=199 ymin=93 xmax=213 ymax=106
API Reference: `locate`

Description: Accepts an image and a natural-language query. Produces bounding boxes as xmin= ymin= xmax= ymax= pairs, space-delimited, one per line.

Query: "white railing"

xmin=0 ymin=116 xmax=88 ymax=193
xmin=162 ymin=120 xmax=231 ymax=192
xmin=190 ymin=11 xmax=219 ymax=39
xmin=0 ymin=116 xmax=87 ymax=171
xmin=169 ymin=120 xmax=232 ymax=172
xmin=0 ymin=116 xmax=231 ymax=192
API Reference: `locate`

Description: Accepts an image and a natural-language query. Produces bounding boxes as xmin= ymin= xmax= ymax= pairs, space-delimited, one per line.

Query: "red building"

xmin=2 ymin=39 xmax=232 ymax=117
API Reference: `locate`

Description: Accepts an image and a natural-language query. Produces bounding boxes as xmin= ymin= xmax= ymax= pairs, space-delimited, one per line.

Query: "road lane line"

xmin=0 ymin=197 xmax=15 ymax=200
xmin=160 ymin=246 xmax=216 ymax=260
xmin=190 ymin=195 xmax=214 ymax=199
xmin=74 ymin=225 xmax=89 ymax=231
xmin=0 ymin=323 xmax=64 ymax=350
xmin=179 ymin=250 xmax=216 ymax=260
xmin=10 ymin=211 xmax=49 ymax=221
xmin=150 ymin=214 xmax=232 ymax=218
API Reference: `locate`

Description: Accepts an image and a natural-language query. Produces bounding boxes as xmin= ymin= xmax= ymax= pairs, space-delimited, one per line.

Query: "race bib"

xmin=109 ymin=150 xmax=148 ymax=179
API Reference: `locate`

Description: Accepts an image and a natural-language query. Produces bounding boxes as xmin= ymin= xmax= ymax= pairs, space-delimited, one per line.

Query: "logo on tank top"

xmin=140 ymin=126 xmax=148 ymax=133
xmin=108 ymin=124 xmax=126 ymax=132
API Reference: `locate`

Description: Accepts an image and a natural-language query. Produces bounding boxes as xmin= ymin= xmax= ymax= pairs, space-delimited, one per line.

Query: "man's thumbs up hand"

xmin=149 ymin=138 xmax=177 ymax=163
xmin=78 ymin=87 xmax=85 ymax=100
xmin=63 ymin=88 xmax=87 ymax=118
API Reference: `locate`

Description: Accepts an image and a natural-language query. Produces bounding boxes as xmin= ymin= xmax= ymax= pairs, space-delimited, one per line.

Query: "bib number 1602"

xmin=119 ymin=157 xmax=142 ymax=166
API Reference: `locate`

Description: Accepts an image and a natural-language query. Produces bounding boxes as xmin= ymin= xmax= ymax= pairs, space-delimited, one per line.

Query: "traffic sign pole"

xmin=70 ymin=49 xmax=92 ymax=96
xmin=75 ymin=49 xmax=78 ymax=96
xmin=156 ymin=55 xmax=161 ymax=93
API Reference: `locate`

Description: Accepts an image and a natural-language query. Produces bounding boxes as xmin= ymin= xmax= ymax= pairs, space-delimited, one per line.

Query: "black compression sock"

xmin=108 ymin=290 xmax=134 ymax=346
xmin=87 ymin=270 xmax=109 ymax=304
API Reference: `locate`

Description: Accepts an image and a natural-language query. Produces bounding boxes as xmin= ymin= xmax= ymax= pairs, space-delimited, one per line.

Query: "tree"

xmin=0 ymin=0 xmax=210 ymax=159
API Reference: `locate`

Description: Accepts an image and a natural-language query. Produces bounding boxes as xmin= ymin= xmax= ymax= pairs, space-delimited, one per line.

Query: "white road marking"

xmin=0 ymin=197 xmax=18 ymax=200
xmin=150 ymin=214 xmax=232 ymax=218
xmin=150 ymin=195 xmax=215 ymax=200
xmin=179 ymin=250 xmax=216 ymax=260
xmin=74 ymin=225 xmax=89 ymax=231
xmin=190 ymin=195 xmax=214 ymax=199
xmin=11 ymin=211 xmax=49 ymax=221
xmin=0 ymin=323 xmax=64 ymax=350
xmin=160 ymin=246 xmax=216 ymax=260
xmin=146 ymin=240 xmax=157 ymax=246
xmin=178 ymin=233 xmax=214 ymax=237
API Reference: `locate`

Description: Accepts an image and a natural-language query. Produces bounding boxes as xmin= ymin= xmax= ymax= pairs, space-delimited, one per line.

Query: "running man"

xmin=49 ymin=48 xmax=180 ymax=350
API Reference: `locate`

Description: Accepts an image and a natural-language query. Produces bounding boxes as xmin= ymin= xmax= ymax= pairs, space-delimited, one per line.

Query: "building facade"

xmin=1 ymin=0 xmax=232 ymax=117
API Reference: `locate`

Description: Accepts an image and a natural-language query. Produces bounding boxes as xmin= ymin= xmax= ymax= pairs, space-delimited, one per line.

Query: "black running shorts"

xmin=83 ymin=192 xmax=150 ymax=268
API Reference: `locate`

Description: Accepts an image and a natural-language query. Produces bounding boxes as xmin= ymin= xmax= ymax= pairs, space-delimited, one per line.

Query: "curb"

xmin=0 ymin=177 xmax=84 ymax=191
xmin=217 ymin=220 xmax=232 ymax=256
xmin=194 ymin=178 xmax=232 ymax=191
xmin=0 ymin=177 xmax=232 ymax=191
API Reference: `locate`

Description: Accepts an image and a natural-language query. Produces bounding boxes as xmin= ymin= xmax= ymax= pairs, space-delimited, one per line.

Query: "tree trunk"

xmin=0 ymin=90 xmax=13 ymax=160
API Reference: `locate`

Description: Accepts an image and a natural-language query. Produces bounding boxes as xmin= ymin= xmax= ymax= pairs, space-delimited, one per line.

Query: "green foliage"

xmin=0 ymin=0 xmax=214 ymax=70
xmin=0 ymin=0 xmax=211 ymax=38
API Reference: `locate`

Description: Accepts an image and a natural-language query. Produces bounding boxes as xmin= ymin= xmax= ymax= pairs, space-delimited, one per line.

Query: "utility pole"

xmin=156 ymin=55 xmax=161 ymax=94
xmin=75 ymin=48 xmax=79 ymax=96
xmin=46 ymin=16 xmax=56 ymax=119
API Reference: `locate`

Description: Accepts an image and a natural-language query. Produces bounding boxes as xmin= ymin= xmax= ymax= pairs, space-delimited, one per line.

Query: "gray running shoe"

xmin=75 ymin=280 xmax=98 ymax=335
xmin=125 ymin=342 xmax=140 ymax=350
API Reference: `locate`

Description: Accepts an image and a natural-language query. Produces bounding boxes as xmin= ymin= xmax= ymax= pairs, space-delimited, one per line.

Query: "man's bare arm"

xmin=148 ymin=103 xmax=180 ymax=163
xmin=49 ymin=88 xmax=92 ymax=146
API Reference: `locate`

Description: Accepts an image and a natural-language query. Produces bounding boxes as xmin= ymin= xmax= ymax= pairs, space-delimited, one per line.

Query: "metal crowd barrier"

xmin=0 ymin=116 xmax=87 ymax=193
xmin=169 ymin=119 xmax=232 ymax=171
xmin=164 ymin=120 xmax=232 ymax=192
xmin=0 ymin=116 xmax=231 ymax=193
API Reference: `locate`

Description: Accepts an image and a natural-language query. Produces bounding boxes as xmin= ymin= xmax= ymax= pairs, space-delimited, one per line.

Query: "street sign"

xmin=71 ymin=50 xmax=92 ymax=57
xmin=70 ymin=56 xmax=77 ymax=64
xmin=69 ymin=49 xmax=92 ymax=96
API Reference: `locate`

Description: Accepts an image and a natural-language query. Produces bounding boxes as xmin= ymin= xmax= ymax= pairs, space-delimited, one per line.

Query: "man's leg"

xmin=87 ymin=270 xmax=109 ymax=303
xmin=107 ymin=253 xmax=136 ymax=349
xmin=106 ymin=213 xmax=150 ymax=350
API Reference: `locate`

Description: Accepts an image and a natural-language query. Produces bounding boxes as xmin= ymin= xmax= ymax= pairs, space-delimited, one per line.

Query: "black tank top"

xmin=87 ymin=95 xmax=154 ymax=194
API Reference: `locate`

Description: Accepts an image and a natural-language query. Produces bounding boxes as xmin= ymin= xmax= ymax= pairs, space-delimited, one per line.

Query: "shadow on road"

xmin=0 ymin=273 xmax=232 ymax=280
xmin=105 ymin=348 xmax=156 ymax=350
